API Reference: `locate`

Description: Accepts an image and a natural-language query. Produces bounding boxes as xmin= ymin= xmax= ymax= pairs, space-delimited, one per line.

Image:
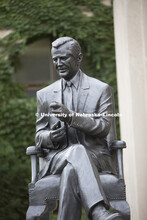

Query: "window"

xmin=13 ymin=38 xmax=58 ymax=97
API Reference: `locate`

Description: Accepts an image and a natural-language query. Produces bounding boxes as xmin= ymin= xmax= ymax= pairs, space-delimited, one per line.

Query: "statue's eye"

xmin=53 ymin=58 xmax=57 ymax=62
xmin=61 ymin=57 xmax=68 ymax=60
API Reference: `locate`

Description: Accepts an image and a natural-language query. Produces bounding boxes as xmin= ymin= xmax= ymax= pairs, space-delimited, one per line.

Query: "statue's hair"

xmin=52 ymin=37 xmax=81 ymax=58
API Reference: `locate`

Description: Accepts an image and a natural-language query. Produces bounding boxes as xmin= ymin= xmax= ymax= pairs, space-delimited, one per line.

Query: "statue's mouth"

xmin=58 ymin=68 xmax=67 ymax=73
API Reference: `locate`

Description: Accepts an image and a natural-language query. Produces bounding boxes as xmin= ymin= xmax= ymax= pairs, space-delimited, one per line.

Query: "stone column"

xmin=113 ymin=0 xmax=147 ymax=219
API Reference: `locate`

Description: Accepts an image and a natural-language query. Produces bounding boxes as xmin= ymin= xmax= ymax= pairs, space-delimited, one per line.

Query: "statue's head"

xmin=51 ymin=37 xmax=83 ymax=81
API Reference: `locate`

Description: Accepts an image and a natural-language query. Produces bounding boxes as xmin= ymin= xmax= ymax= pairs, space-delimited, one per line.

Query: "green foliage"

xmin=0 ymin=98 xmax=36 ymax=220
xmin=0 ymin=0 xmax=116 ymax=86
xmin=0 ymin=0 xmax=118 ymax=219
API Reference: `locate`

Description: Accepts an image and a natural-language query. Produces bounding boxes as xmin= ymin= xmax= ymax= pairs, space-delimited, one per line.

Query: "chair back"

xmin=106 ymin=86 xmax=117 ymax=146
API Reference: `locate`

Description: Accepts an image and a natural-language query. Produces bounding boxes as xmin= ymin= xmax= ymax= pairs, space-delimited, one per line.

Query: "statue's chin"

xmin=59 ymin=71 xmax=68 ymax=79
xmin=58 ymin=69 xmax=78 ymax=81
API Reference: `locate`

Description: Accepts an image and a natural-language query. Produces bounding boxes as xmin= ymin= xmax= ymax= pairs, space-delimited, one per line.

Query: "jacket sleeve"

xmin=35 ymin=91 xmax=54 ymax=149
xmin=70 ymin=85 xmax=114 ymax=137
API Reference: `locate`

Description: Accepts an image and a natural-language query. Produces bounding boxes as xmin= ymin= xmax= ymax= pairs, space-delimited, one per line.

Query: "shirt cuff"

xmin=39 ymin=131 xmax=55 ymax=149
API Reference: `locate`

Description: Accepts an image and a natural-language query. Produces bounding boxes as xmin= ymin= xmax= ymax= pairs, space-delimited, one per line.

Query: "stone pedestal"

xmin=113 ymin=1 xmax=147 ymax=219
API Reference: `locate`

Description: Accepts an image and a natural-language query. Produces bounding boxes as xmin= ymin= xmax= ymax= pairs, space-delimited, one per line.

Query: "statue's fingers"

xmin=51 ymin=121 xmax=61 ymax=130
xmin=53 ymin=132 xmax=66 ymax=140
xmin=51 ymin=109 xmax=62 ymax=114
xmin=50 ymin=102 xmax=62 ymax=109
xmin=51 ymin=126 xmax=65 ymax=135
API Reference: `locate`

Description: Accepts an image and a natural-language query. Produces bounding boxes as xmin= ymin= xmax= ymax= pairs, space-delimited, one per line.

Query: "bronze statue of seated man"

xmin=35 ymin=36 xmax=122 ymax=220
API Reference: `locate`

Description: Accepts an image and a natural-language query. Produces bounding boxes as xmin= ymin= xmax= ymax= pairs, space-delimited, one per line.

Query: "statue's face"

xmin=51 ymin=43 xmax=80 ymax=80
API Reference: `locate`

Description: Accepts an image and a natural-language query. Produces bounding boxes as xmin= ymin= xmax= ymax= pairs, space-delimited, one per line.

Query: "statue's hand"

xmin=50 ymin=102 xmax=71 ymax=123
xmin=50 ymin=123 xmax=66 ymax=143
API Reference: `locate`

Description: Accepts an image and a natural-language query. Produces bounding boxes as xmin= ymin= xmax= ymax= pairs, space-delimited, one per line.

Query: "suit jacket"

xmin=36 ymin=70 xmax=116 ymax=178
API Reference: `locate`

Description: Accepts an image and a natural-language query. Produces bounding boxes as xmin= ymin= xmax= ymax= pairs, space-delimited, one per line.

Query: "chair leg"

xmin=26 ymin=205 xmax=48 ymax=220
xmin=110 ymin=200 xmax=130 ymax=220
xmin=39 ymin=212 xmax=49 ymax=220
xmin=27 ymin=211 xmax=50 ymax=220
xmin=26 ymin=212 xmax=36 ymax=220
xmin=26 ymin=200 xmax=57 ymax=220
xmin=26 ymin=216 xmax=36 ymax=220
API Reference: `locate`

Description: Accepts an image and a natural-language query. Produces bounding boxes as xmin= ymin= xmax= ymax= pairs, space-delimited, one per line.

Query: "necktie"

xmin=65 ymin=81 xmax=73 ymax=111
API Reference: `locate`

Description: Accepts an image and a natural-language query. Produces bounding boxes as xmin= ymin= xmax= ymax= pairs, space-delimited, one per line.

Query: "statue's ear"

xmin=78 ymin=53 xmax=83 ymax=63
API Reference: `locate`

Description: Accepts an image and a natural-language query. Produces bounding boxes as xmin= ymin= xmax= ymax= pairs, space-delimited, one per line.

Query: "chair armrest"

xmin=26 ymin=146 xmax=49 ymax=183
xmin=26 ymin=146 xmax=45 ymax=156
xmin=110 ymin=141 xmax=127 ymax=179
xmin=26 ymin=146 xmax=40 ymax=183
xmin=110 ymin=140 xmax=126 ymax=150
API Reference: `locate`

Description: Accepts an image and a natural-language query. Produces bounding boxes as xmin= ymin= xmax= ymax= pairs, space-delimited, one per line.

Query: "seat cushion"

xmin=100 ymin=174 xmax=126 ymax=200
xmin=29 ymin=174 xmax=126 ymax=205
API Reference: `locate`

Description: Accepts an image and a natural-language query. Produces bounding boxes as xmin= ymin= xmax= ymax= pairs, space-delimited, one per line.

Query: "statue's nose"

xmin=57 ymin=58 xmax=62 ymax=66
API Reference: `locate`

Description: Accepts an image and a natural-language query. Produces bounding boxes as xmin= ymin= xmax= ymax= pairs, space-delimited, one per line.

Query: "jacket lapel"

xmin=52 ymin=80 xmax=62 ymax=104
xmin=76 ymin=71 xmax=90 ymax=112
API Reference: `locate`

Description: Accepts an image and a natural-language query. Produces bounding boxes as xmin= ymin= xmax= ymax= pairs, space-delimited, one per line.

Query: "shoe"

xmin=92 ymin=203 xmax=122 ymax=220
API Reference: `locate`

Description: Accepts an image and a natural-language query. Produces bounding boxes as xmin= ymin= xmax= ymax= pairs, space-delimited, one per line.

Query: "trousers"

xmin=48 ymin=144 xmax=109 ymax=220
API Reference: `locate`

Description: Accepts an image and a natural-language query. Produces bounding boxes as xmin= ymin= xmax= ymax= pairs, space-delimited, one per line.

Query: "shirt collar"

xmin=62 ymin=70 xmax=80 ymax=90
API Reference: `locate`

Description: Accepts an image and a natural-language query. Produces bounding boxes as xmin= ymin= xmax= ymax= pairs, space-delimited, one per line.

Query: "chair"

xmin=26 ymin=89 xmax=130 ymax=220
xmin=26 ymin=140 xmax=130 ymax=220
